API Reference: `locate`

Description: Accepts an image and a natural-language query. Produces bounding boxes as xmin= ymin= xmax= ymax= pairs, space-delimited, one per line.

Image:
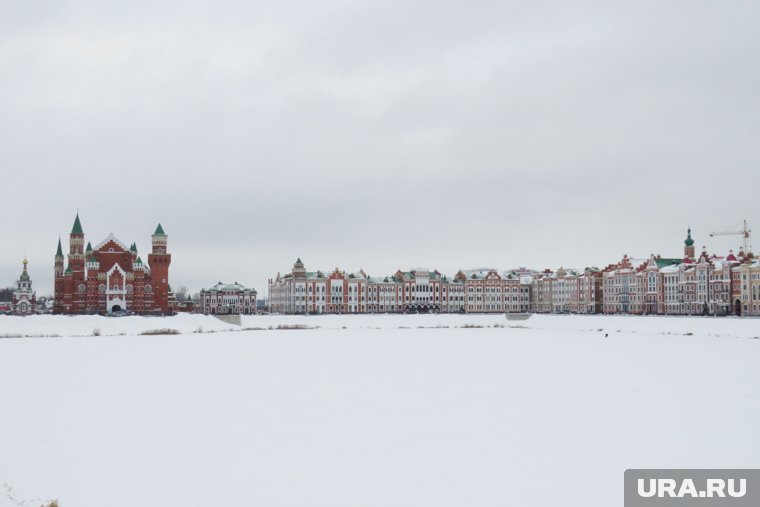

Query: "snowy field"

xmin=1 ymin=313 xmax=758 ymax=506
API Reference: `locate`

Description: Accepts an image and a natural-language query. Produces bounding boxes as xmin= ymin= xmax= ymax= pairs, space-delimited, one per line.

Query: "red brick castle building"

xmin=54 ymin=213 xmax=178 ymax=315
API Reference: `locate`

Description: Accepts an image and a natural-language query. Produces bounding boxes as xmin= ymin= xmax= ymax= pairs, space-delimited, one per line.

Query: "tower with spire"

xmin=684 ymin=227 xmax=695 ymax=261
xmin=53 ymin=238 xmax=64 ymax=313
xmin=12 ymin=257 xmax=36 ymax=315
xmin=61 ymin=213 xmax=87 ymax=312
xmin=148 ymin=223 xmax=172 ymax=314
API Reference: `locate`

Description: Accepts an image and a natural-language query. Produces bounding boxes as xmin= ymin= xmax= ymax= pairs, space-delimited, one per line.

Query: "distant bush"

xmin=1 ymin=333 xmax=61 ymax=338
xmin=140 ymin=328 xmax=181 ymax=335
xmin=92 ymin=328 xmax=101 ymax=336
xmin=460 ymin=324 xmax=484 ymax=328
xmin=275 ymin=324 xmax=314 ymax=330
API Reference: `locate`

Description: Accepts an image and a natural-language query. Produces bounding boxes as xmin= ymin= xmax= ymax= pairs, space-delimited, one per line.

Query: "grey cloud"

xmin=1 ymin=0 xmax=758 ymax=294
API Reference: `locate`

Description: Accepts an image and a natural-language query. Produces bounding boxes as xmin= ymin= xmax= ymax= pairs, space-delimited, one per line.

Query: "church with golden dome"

xmin=12 ymin=257 xmax=37 ymax=315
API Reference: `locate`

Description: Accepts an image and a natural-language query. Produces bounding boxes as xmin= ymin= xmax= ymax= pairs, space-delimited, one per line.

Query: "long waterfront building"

xmin=268 ymin=259 xmax=532 ymax=315
xmin=268 ymin=229 xmax=759 ymax=317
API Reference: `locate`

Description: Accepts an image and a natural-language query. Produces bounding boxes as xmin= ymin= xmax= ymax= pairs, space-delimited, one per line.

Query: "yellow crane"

xmin=709 ymin=220 xmax=752 ymax=254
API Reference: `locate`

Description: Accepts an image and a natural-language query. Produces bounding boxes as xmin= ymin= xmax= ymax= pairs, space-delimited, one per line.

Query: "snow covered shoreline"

xmin=1 ymin=313 xmax=758 ymax=340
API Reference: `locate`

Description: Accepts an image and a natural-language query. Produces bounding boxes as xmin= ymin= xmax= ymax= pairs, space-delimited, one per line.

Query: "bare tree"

xmin=0 ymin=286 xmax=14 ymax=301
xmin=174 ymin=285 xmax=189 ymax=302
xmin=2 ymin=483 xmax=58 ymax=507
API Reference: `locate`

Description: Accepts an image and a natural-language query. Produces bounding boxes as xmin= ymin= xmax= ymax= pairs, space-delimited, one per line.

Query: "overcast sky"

xmin=1 ymin=0 xmax=758 ymax=296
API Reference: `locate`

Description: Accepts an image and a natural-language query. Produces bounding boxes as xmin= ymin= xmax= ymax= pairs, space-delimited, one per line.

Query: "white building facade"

xmin=200 ymin=282 xmax=257 ymax=315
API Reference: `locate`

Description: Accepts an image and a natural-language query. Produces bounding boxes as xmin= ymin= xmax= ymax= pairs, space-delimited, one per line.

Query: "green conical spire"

xmin=56 ymin=238 xmax=63 ymax=257
xmin=86 ymin=242 xmax=93 ymax=253
xmin=154 ymin=223 xmax=166 ymax=236
xmin=130 ymin=242 xmax=137 ymax=252
xmin=685 ymin=227 xmax=694 ymax=247
xmin=71 ymin=213 xmax=83 ymax=235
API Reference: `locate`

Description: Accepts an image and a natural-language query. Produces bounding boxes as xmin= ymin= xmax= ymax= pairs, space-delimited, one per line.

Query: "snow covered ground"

xmin=1 ymin=314 xmax=758 ymax=506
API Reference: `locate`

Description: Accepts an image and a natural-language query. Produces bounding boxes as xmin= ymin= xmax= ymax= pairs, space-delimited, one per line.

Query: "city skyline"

xmin=3 ymin=213 xmax=754 ymax=296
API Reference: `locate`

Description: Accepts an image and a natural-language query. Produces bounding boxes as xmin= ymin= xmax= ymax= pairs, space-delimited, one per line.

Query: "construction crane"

xmin=710 ymin=220 xmax=752 ymax=254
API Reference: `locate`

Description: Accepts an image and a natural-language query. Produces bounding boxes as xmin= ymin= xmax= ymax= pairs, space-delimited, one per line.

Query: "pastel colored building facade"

xmin=600 ymin=229 xmax=753 ymax=316
xmin=200 ymin=282 xmax=257 ymax=315
xmin=454 ymin=269 xmax=531 ymax=313
xmin=531 ymin=267 xmax=603 ymax=314
xmin=268 ymin=260 xmax=372 ymax=315
xmin=733 ymin=256 xmax=760 ymax=316
xmin=268 ymin=260 xmax=530 ymax=314
xmin=268 ymin=229 xmax=755 ymax=317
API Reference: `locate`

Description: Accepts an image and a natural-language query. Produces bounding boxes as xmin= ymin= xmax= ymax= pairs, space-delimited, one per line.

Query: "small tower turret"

xmin=19 ymin=258 xmax=30 ymax=288
xmin=151 ymin=224 xmax=167 ymax=254
xmin=293 ymin=258 xmax=306 ymax=279
xmin=54 ymin=237 xmax=64 ymax=314
xmin=684 ymin=227 xmax=695 ymax=260
xmin=69 ymin=213 xmax=85 ymax=256
xmin=55 ymin=238 xmax=64 ymax=275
